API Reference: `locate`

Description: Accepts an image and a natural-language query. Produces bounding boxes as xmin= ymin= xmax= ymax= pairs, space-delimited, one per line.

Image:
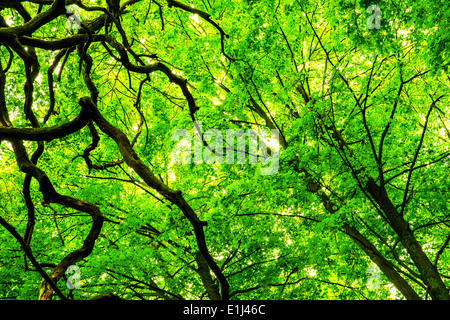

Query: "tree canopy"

xmin=0 ymin=0 xmax=449 ymax=300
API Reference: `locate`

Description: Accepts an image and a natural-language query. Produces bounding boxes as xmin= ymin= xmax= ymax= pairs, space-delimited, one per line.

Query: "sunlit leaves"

xmin=0 ymin=0 xmax=449 ymax=301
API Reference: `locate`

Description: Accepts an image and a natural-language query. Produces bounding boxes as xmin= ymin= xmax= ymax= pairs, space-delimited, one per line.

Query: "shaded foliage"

xmin=0 ymin=0 xmax=449 ymax=300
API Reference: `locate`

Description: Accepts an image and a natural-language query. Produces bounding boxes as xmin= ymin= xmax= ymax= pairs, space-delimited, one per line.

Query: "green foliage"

xmin=0 ymin=0 xmax=449 ymax=301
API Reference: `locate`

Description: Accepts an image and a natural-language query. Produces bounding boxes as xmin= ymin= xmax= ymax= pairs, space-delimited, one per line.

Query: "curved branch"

xmin=0 ymin=103 xmax=92 ymax=142
xmin=79 ymin=96 xmax=230 ymax=300
xmin=9 ymin=139 xmax=103 ymax=300
xmin=0 ymin=0 xmax=65 ymax=36
xmin=165 ymin=0 xmax=233 ymax=60
xmin=0 ymin=215 xmax=67 ymax=300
